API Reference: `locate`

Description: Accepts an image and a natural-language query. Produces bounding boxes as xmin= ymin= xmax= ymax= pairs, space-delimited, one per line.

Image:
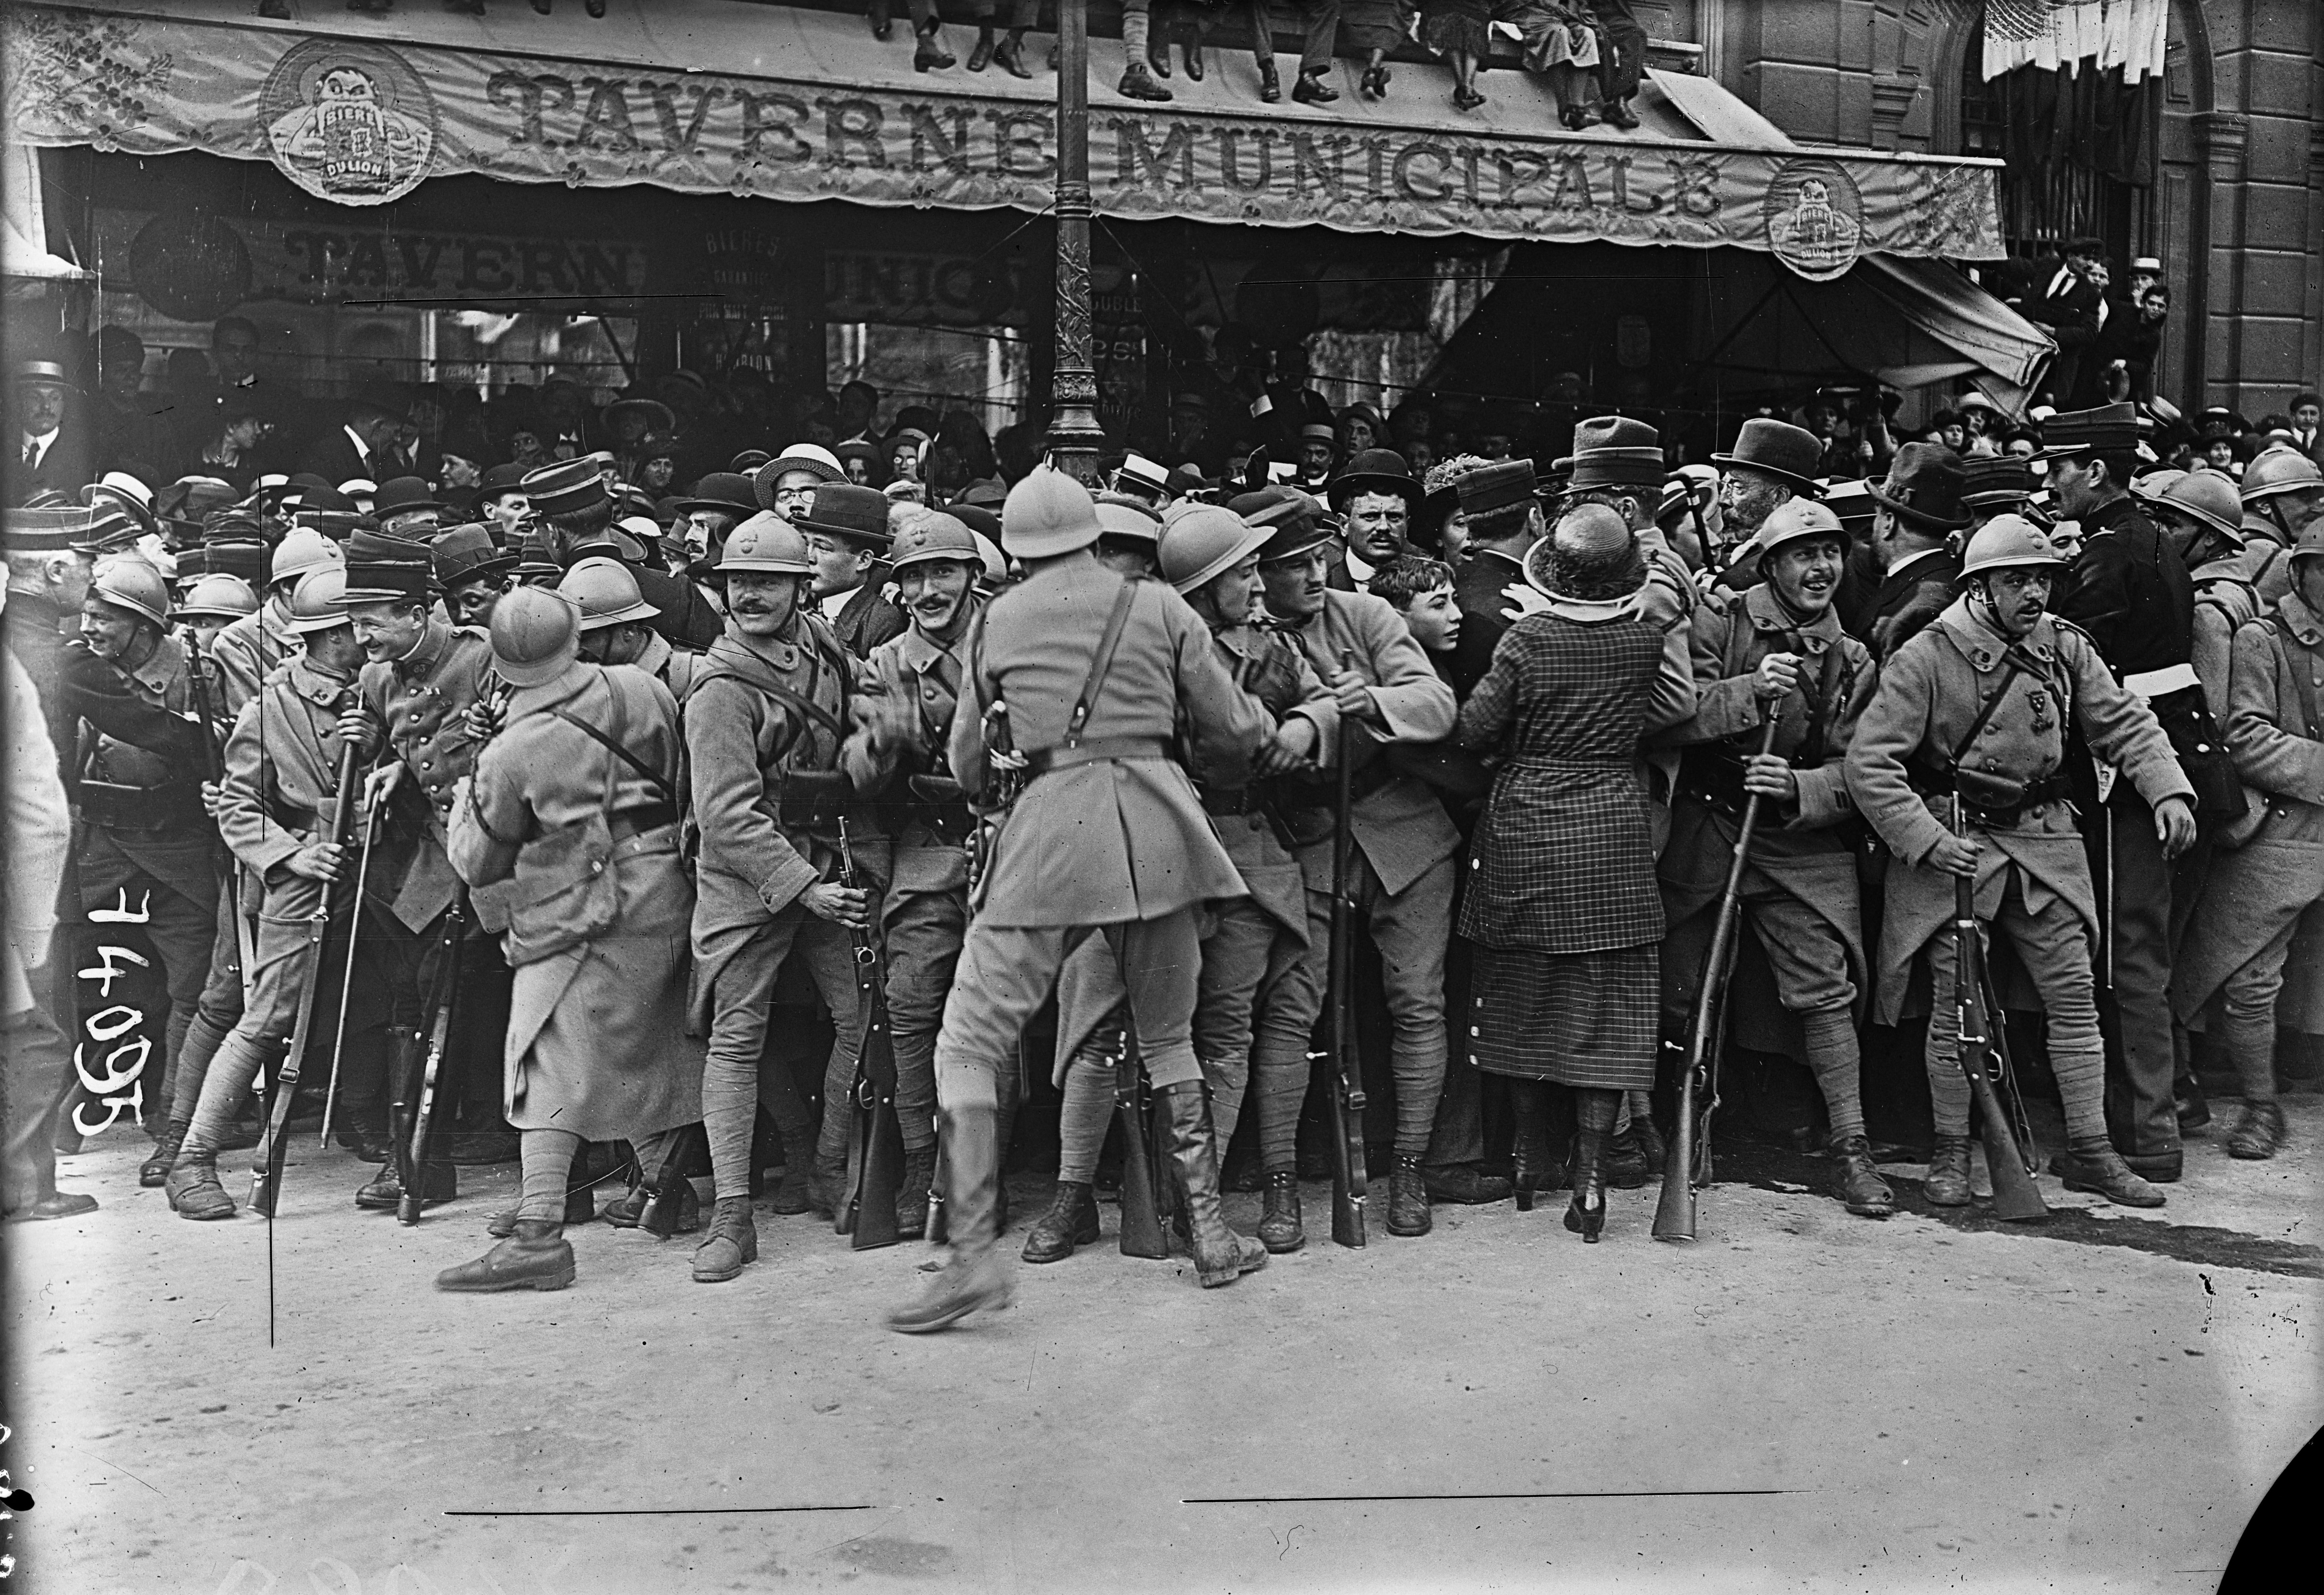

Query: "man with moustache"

xmin=1649 ymin=499 xmax=1891 ymax=1218
xmin=1847 ymin=515 xmax=2195 ymax=1210
xmin=685 ymin=512 xmax=871 ymax=1283
xmin=1710 ymin=418 xmax=1827 ymax=588
xmin=1243 ymin=483 xmax=1461 ymax=1246
xmin=840 ymin=509 xmax=990 ymax=1238
xmin=1325 ymin=450 xmax=1423 ymax=591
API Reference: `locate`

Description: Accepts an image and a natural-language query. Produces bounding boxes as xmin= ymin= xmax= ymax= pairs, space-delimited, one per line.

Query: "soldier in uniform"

xmin=840 ymin=510 xmax=988 ymax=1237
xmin=685 ymin=512 xmax=871 ymax=1284
xmin=434 ymin=587 xmax=703 ymax=1289
xmin=1650 ymin=499 xmax=1891 ymax=1217
xmin=208 ymin=526 xmax=337 ymax=714
xmin=1243 ymin=481 xmax=1461 ymax=1246
xmin=2169 ymin=522 xmax=2324 ymax=1161
xmin=333 ymin=528 xmax=504 ymax=1210
xmin=1847 ymin=516 xmax=2197 ymax=1210
xmin=164 ymin=567 xmax=386 ymax=1218
xmin=2236 ymin=447 xmax=2323 ymax=605
xmin=71 ymin=557 xmax=221 ymax=1125
xmin=889 ymin=468 xmax=1272 ymax=1334
xmin=562 ymin=557 xmax=698 ymax=701
xmin=2048 ymin=404 xmax=2207 ymax=1182
xmin=1019 ymin=503 xmax=1336 ymax=1262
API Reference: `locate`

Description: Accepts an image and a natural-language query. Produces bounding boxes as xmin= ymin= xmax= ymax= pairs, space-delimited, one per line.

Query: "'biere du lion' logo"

xmin=1763 ymin=159 xmax=1864 ymax=283
xmin=260 ymin=39 xmax=436 ymax=206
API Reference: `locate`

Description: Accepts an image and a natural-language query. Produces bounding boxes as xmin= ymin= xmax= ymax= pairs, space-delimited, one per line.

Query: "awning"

xmin=6 ymin=0 xmax=2004 ymax=274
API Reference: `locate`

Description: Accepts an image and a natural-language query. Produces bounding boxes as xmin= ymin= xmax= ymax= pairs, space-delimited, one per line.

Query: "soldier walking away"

xmin=889 ymin=468 xmax=1271 ymax=1333
xmin=1847 ymin=516 xmax=2197 ymax=1211
xmin=435 ymin=588 xmax=704 ymax=1290
xmin=1651 ymin=500 xmax=1891 ymax=1217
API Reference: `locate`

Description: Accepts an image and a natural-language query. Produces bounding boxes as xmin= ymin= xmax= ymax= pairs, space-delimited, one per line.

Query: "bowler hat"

xmin=673 ymin=471 xmax=759 ymax=519
xmin=794 ymin=482 xmax=895 ymax=550
xmin=477 ymin=462 xmax=530 ymax=502
xmin=1867 ymin=444 xmax=1971 ymax=531
xmin=373 ymin=476 xmax=445 ymax=519
xmin=1327 ymin=449 xmax=1423 ymax=512
xmin=1712 ymin=418 xmax=1825 ymax=495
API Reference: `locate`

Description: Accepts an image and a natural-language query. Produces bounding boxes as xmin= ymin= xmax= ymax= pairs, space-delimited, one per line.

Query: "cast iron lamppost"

xmin=1046 ymin=0 xmax=1107 ymax=485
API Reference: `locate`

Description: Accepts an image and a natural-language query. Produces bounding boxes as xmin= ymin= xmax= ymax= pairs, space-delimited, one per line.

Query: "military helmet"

xmin=2150 ymin=469 xmax=2245 ymax=546
xmin=1754 ymin=497 xmax=1849 ymax=559
xmin=285 ymin=566 xmax=353 ymax=633
xmin=715 ymin=511 xmax=815 ymax=576
xmin=558 ymin=555 xmax=659 ymax=633
xmin=1001 ymin=465 xmax=1104 ymax=559
xmin=2289 ymin=520 xmax=2324 ymax=565
xmin=90 ymin=556 xmax=172 ymax=628
xmin=888 ymin=510 xmax=982 ymax=573
xmin=488 ymin=584 xmax=582 ymax=687
xmin=1957 ymin=513 xmax=2068 ymax=581
xmin=175 ymin=573 xmax=259 ymax=622
xmin=270 ymin=526 xmax=345 ymax=589
xmin=1157 ymin=503 xmax=1273 ymax=595
xmin=2240 ymin=445 xmax=2324 ymax=504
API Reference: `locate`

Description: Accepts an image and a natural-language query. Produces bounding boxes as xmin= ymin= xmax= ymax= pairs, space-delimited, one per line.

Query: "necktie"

xmin=23 ymin=439 xmax=39 ymax=468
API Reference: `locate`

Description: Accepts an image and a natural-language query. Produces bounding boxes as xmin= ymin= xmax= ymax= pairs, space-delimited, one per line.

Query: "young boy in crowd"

xmin=1367 ymin=554 xmax=1463 ymax=676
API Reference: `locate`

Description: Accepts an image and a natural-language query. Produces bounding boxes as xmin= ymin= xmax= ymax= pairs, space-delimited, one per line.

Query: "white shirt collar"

xmin=343 ymin=424 xmax=372 ymax=468
xmin=1344 ymin=548 xmax=1376 ymax=586
xmin=818 ymin=587 xmax=854 ymax=622
xmin=1888 ymin=546 xmax=1949 ymax=580
xmin=21 ymin=427 xmax=57 ymax=460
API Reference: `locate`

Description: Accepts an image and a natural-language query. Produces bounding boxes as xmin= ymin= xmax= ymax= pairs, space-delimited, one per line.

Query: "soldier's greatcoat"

xmin=449 ymin=661 xmax=701 ymax=1140
xmin=1846 ymin=597 xmax=2194 ymax=1024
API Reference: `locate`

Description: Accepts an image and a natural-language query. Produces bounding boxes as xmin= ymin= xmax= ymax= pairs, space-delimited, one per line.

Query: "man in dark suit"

xmin=1446 ymin=461 xmax=1544 ymax=698
xmin=12 ymin=361 xmax=96 ymax=506
xmin=1327 ymin=449 xmax=1422 ymax=593
xmin=2004 ymin=238 xmax=2109 ymax=407
xmin=296 ymin=383 xmax=407 ymax=490
xmin=793 ymin=481 xmax=906 ymax=660
xmin=1859 ymin=443 xmax=1968 ymax=662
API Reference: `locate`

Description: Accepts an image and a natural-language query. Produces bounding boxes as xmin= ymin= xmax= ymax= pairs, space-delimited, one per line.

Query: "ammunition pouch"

xmin=78 ymin=777 xmax=207 ymax=833
xmin=776 ymin=767 xmax=853 ymax=832
xmin=1906 ymin=754 xmax=2071 ymax=829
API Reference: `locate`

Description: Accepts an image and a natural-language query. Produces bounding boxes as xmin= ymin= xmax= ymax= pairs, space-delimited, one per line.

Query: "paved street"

xmin=13 ymin=1093 xmax=2318 ymax=1595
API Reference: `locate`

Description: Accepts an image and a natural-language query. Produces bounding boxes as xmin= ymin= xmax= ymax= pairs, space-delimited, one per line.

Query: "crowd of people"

xmin=6 ymin=302 xmax=2320 ymax=1336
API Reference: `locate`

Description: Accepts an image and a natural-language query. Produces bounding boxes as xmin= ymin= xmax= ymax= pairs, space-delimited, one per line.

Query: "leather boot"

xmin=437 ymin=1219 xmax=575 ymax=1292
xmin=1257 ymin=1170 xmax=1304 ymax=1253
xmin=2227 ymin=1100 xmax=2287 ymax=1161
xmin=896 ymin=1144 xmax=938 ymax=1239
xmin=488 ymin=1185 xmax=597 ymax=1238
xmin=1602 ymin=1124 xmax=1649 ymax=1190
xmin=966 ymin=23 xmax=995 ymax=72
xmin=2057 ymin=1139 xmax=2166 ymax=1207
xmin=691 ymin=1195 xmax=759 ymax=1283
xmin=1183 ymin=39 xmax=1204 ymax=80
xmin=889 ymin=1105 xmax=1015 ymax=1333
xmin=633 ymin=1177 xmax=701 ymax=1236
xmin=1923 ymin=1136 xmax=1973 ymax=1205
xmin=1564 ymin=1129 xmax=1606 ymax=1243
xmin=869 ymin=0 xmax=891 ymax=40
xmin=1292 ymin=70 xmax=1337 ymax=104
xmin=1118 ymin=62 xmax=1173 ymax=102
xmin=141 ymin=1121 xmax=187 ymax=1188
xmin=1830 ymin=1133 xmax=1895 ymax=1218
xmin=994 ymin=28 xmax=1032 ymax=79
xmin=913 ymin=23 xmax=953 ymax=72
xmin=1385 ymin=1155 xmax=1432 ymax=1237
xmin=2175 ymin=1074 xmax=2211 ymax=1134
xmin=1020 ymin=1180 xmax=1099 ymax=1263
xmin=1155 ymin=1081 xmax=1267 ymax=1287
xmin=356 ymin=1158 xmax=455 ymax=1212
xmin=808 ymin=1151 xmax=847 ymax=1221
xmin=1258 ymin=60 xmax=1281 ymax=103
xmin=766 ymin=1125 xmax=817 ymax=1215
xmin=166 ymin=1147 xmax=236 ymax=1221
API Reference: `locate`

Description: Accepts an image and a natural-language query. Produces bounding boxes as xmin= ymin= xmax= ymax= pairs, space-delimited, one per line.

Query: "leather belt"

xmin=610 ymin=802 xmax=679 ymax=842
xmin=1022 ymin=737 xmax=1168 ymax=776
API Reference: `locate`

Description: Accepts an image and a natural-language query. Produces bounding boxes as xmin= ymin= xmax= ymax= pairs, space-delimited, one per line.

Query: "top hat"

xmin=1711 ymin=418 xmax=1825 ymax=495
xmin=1327 ymin=449 xmax=1423 ymax=511
xmin=1867 ymin=443 xmax=1971 ymax=531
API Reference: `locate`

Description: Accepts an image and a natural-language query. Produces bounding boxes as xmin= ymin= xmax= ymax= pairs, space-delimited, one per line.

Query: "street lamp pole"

xmin=1046 ymin=0 xmax=1106 ymax=485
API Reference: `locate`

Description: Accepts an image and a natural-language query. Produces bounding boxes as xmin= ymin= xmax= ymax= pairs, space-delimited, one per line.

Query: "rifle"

xmin=1314 ymin=650 xmax=1369 ymax=1250
xmin=397 ymin=892 xmax=470 ymax=1225
xmin=317 ymin=781 xmax=380 ymax=1148
xmin=836 ymin=818 xmax=905 ymax=1250
xmin=185 ymin=633 xmax=257 ymax=997
xmin=1654 ymin=715 xmax=1782 ymax=1243
xmin=1948 ymin=795 xmax=2051 ymax=1223
xmin=966 ymin=700 xmax=1024 ymax=897
xmin=1111 ymin=1016 xmax=1170 ymax=1260
xmin=247 ymin=740 xmax=363 ymax=1219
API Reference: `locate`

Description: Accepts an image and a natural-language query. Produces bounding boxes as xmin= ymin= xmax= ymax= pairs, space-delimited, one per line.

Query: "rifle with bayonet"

xmin=247 ymin=739 xmax=363 ymax=1218
xmin=1315 ymin=652 xmax=1369 ymax=1250
xmin=1654 ymin=715 xmax=1782 ymax=1243
xmin=1948 ymin=794 xmax=2050 ymax=1223
xmin=836 ymin=817 xmax=905 ymax=1249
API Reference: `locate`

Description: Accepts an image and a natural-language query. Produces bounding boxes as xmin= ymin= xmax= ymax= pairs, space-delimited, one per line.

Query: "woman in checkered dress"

xmin=1454 ymin=504 xmax=1687 ymax=1241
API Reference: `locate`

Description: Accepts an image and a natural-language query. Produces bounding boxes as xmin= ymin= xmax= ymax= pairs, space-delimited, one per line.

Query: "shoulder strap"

xmin=1063 ymin=576 xmax=1142 ymax=748
xmin=1949 ymin=657 xmax=2025 ymax=769
xmin=549 ymin=706 xmax=675 ymax=801
xmin=700 ymin=636 xmax=850 ymax=744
